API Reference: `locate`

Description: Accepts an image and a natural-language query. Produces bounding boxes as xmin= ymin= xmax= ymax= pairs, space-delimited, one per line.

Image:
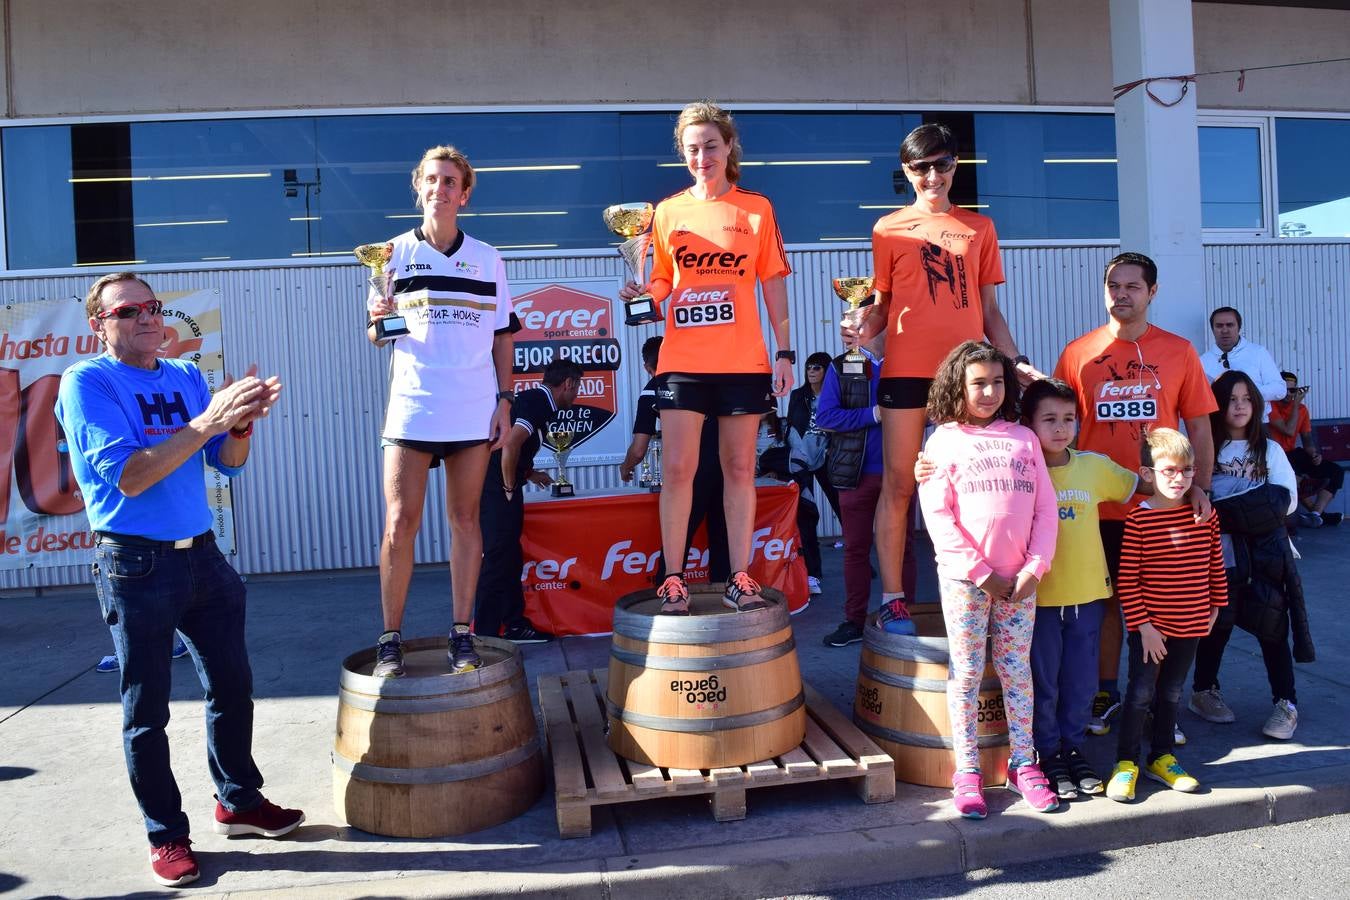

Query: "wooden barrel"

xmin=852 ymin=608 xmax=1010 ymax=788
xmin=605 ymin=585 xmax=806 ymax=769
xmin=333 ymin=636 xmax=544 ymax=837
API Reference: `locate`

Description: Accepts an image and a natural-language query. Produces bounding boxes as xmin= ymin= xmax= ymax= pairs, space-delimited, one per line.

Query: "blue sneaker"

xmin=878 ymin=598 xmax=916 ymax=635
xmin=172 ymin=635 xmax=189 ymax=659
xmin=95 ymin=655 xmax=119 ymax=673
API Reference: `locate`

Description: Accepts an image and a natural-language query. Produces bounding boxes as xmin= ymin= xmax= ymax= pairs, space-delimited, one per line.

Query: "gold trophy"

xmin=832 ymin=276 xmax=875 ymax=376
xmin=603 ymin=202 xmax=660 ymax=326
xmin=546 ymin=427 xmax=576 ymax=497
xmin=355 ymin=242 xmax=409 ymax=340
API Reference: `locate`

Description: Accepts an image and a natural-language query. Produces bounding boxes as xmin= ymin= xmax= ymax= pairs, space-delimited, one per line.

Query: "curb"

xmin=224 ymin=766 xmax=1350 ymax=899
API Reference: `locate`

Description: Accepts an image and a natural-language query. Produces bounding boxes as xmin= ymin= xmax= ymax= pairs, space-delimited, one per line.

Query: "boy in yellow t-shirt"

xmin=1023 ymin=379 xmax=1138 ymax=801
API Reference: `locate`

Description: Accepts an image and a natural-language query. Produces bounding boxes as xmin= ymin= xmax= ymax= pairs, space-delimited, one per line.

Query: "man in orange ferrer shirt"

xmin=848 ymin=123 xmax=1039 ymax=634
xmin=1053 ymin=252 xmax=1217 ymax=736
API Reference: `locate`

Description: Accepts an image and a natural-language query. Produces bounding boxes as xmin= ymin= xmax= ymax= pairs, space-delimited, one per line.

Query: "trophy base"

xmin=841 ymin=356 xmax=866 ymax=376
xmin=550 ymin=483 xmax=575 ymax=498
xmin=648 ymin=484 xmax=662 ymax=494
xmin=624 ymin=296 xmax=660 ymax=326
xmin=375 ymin=315 xmax=409 ymax=340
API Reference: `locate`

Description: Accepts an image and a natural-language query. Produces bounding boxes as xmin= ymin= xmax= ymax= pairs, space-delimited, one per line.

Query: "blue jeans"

xmin=93 ymin=536 xmax=264 ymax=845
xmin=1031 ymin=600 xmax=1105 ymax=757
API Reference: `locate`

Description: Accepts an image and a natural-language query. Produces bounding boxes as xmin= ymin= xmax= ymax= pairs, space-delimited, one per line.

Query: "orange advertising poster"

xmin=520 ymin=483 xmax=809 ymax=636
xmin=0 ymin=290 xmax=233 ymax=569
xmin=511 ymin=282 xmax=624 ymax=460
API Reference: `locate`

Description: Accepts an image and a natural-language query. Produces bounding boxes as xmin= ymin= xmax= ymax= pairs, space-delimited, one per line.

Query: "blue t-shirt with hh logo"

xmin=56 ymin=354 xmax=242 ymax=540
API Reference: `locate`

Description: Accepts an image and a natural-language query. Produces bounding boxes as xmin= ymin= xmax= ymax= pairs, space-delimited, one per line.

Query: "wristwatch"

xmin=496 ymin=390 xmax=515 ymax=404
xmin=775 ymin=350 xmax=797 ymax=364
xmin=1014 ymin=355 xmax=1031 ymax=367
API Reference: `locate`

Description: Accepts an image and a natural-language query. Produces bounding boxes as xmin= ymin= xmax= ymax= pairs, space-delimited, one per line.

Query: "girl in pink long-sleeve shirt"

xmin=918 ymin=341 xmax=1059 ymax=819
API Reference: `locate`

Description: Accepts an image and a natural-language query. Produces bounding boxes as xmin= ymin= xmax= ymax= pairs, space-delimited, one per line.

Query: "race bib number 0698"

xmin=672 ymin=286 xmax=736 ymax=328
xmin=674 ymin=302 xmax=735 ymax=327
xmin=1095 ymin=398 xmax=1157 ymax=421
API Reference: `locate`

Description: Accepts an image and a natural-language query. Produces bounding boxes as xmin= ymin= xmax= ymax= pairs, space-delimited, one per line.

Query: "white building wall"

xmin=0 ymin=1 xmax=1345 ymax=118
xmin=3 ymin=240 xmax=1343 ymax=589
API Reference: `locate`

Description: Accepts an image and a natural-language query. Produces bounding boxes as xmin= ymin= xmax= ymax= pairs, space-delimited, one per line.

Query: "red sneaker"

xmin=212 ymin=797 xmax=305 ymax=837
xmin=149 ymin=837 xmax=199 ymax=887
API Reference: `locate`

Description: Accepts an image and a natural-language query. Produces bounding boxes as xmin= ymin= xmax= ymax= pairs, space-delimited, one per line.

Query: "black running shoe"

xmin=372 ymin=630 xmax=405 ymax=678
xmin=448 ymin=627 xmax=481 ymax=673
xmin=823 ymin=621 xmax=864 ymax=647
xmin=1064 ymin=746 xmax=1103 ymax=795
xmin=657 ymin=573 xmax=690 ymax=615
xmin=501 ymin=622 xmax=555 ymax=644
xmin=723 ymin=571 xmax=769 ymax=612
xmin=1042 ymin=752 xmax=1079 ymax=800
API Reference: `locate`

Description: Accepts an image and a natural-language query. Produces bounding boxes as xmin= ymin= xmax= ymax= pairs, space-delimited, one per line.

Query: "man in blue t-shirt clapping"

xmin=55 ymin=273 xmax=303 ymax=888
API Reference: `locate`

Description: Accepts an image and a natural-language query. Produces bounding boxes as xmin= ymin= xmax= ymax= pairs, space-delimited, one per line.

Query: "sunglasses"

xmin=806 ymin=364 xmax=825 ymax=371
xmin=96 ymin=299 xmax=163 ymax=320
xmin=904 ymin=156 xmax=958 ymax=176
xmin=1148 ymin=465 xmax=1195 ymax=480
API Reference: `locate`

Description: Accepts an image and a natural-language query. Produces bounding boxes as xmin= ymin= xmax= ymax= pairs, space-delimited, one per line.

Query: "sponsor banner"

xmin=511 ymin=280 xmax=627 ymax=463
xmin=520 ymin=484 xmax=809 ymax=636
xmin=0 ymin=289 xmax=234 ymax=570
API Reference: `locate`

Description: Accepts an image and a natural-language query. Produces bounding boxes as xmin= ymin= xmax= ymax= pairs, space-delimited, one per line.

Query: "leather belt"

xmin=95 ymin=530 xmax=215 ymax=551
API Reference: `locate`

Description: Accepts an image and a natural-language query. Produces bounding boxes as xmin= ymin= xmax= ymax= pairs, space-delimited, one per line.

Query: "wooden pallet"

xmin=538 ymin=668 xmax=895 ymax=838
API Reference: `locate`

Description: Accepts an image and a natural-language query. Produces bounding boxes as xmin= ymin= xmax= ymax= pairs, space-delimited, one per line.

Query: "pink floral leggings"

xmin=940 ymin=577 xmax=1036 ymax=772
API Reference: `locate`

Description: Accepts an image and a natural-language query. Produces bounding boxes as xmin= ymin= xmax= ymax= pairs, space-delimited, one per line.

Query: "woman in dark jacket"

xmin=1189 ymin=371 xmax=1312 ymax=742
xmin=786 ymin=352 xmax=841 ymax=595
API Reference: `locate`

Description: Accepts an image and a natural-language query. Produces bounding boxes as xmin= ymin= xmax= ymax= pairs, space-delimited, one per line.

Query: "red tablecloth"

xmin=520 ymin=483 xmax=809 ymax=636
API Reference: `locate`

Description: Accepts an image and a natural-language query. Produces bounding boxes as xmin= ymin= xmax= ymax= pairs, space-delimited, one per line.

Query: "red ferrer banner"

xmin=520 ymin=483 xmax=809 ymax=636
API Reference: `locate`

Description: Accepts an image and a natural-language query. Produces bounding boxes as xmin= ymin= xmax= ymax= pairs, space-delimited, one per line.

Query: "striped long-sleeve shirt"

xmin=1118 ymin=504 xmax=1227 ymax=638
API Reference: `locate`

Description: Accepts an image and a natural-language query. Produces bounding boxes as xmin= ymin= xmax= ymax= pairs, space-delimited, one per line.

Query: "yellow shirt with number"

xmin=1038 ymin=450 xmax=1138 ymax=607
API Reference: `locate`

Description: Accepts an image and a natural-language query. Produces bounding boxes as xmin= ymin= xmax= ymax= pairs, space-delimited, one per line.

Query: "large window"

xmin=1199 ymin=124 xmax=1265 ymax=231
xmin=1 ymin=109 xmax=1128 ymax=268
xmin=1276 ymin=118 xmax=1350 ymax=239
xmin=11 ymin=107 xmax=1340 ymax=270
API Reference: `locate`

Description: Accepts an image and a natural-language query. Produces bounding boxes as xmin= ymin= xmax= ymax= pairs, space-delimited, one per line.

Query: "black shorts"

xmin=877 ymin=377 xmax=933 ymax=410
xmin=1099 ymin=519 xmax=1126 ymax=589
xmin=383 ymin=436 xmax=488 ymax=469
xmin=657 ymin=373 xmax=773 ymax=417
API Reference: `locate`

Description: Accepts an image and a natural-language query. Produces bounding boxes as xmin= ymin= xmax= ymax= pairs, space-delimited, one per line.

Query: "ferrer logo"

xmin=453 ymin=260 xmax=481 ymax=277
xmin=674 ymin=245 xmax=747 ymax=275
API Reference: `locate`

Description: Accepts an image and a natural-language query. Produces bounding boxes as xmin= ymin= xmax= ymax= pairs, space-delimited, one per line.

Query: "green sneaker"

xmin=1146 ymin=754 xmax=1199 ymax=792
xmin=1106 ymin=760 xmax=1138 ymax=802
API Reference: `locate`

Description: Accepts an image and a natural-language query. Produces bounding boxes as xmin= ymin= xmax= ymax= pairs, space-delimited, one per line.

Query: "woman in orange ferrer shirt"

xmin=620 ymin=101 xmax=794 ymax=614
xmin=843 ymin=123 xmax=1038 ymax=634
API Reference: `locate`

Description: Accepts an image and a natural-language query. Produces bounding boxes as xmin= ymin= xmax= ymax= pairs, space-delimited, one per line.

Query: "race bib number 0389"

xmin=1095 ymin=398 xmax=1157 ymax=421
xmin=672 ymin=286 xmax=736 ymax=328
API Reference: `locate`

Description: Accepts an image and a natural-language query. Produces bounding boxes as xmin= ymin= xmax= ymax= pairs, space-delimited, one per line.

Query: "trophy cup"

xmin=546 ymin=427 xmax=576 ymax=497
xmin=355 ymin=242 xmax=410 ymax=340
xmin=603 ymin=203 xmax=661 ymax=326
xmin=832 ymin=276 xmax=875 ymax=376
xmin=645 ymin=433 xmax=663 ymax=493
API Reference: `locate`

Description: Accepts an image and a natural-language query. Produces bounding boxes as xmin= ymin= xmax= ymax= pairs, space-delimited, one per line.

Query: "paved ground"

xmin=2 ymin=526 xmax=1348 ymax=899
xmin=788 ymin=812 xmax=1350 ymax=899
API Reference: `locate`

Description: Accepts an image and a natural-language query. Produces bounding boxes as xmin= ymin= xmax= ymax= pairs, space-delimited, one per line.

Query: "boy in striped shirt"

xmin=1107 ymin=428 xmax=1227 ymax=802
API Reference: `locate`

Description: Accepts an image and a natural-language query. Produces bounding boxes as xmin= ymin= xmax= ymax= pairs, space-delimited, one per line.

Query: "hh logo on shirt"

xmin=136 ymin=391 xmax=189 ymax=427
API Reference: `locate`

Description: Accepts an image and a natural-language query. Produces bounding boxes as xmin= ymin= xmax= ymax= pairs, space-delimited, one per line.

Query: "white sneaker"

xmin=807 ymin=576 xmax=822 ymax=596
xmin=1262 ymin=700 xmax=1298 ymax=740
xmin=832 ymin=540 xmax=844 ymax=549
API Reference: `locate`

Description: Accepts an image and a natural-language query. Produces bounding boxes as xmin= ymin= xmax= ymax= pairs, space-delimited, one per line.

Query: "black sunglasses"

xmin=904 ymin=156 xmax=958 ymax=176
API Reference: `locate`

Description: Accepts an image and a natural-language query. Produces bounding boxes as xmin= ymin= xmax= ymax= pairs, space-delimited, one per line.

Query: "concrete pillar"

xmin=1109 ymin=0 xmax=1206 ymax=343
